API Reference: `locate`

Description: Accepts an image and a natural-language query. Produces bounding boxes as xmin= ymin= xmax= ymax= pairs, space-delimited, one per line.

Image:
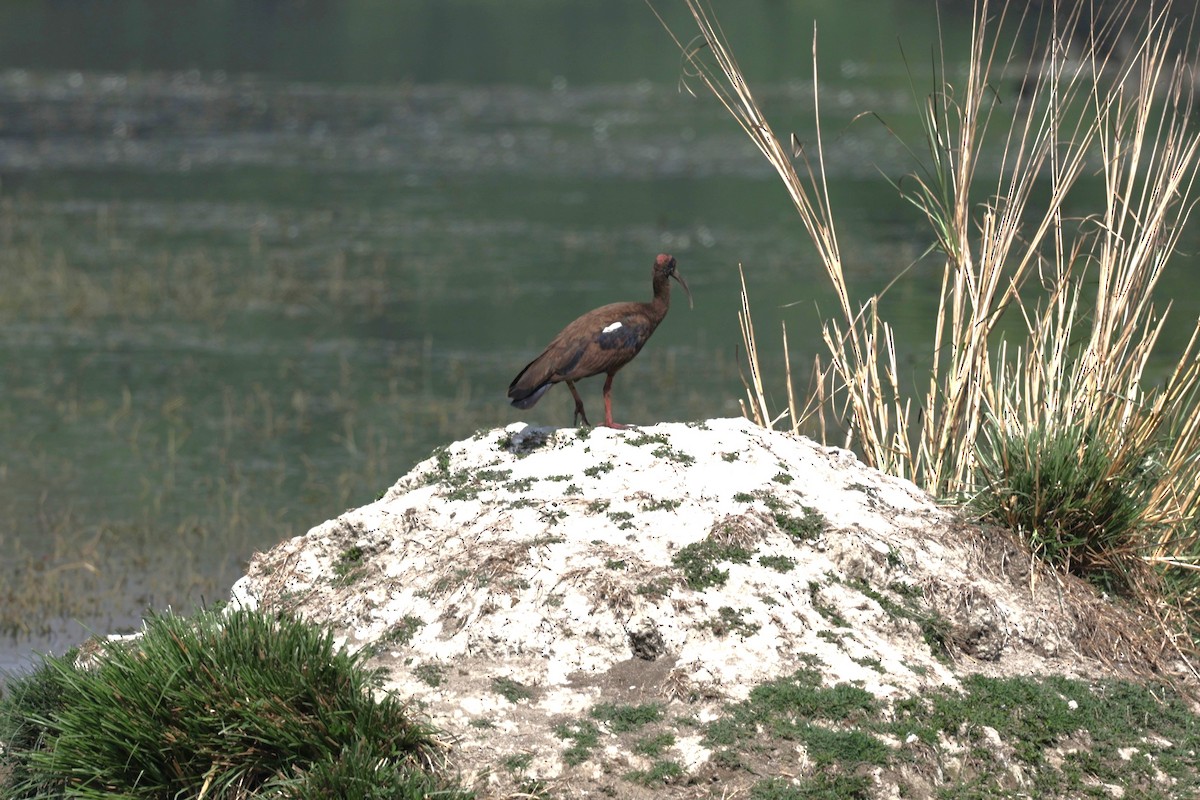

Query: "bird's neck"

xmin=649 ymin=275 xmax=671 ymax=319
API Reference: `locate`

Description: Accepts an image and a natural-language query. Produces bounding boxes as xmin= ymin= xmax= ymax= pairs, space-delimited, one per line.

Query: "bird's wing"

xmin=595 ymin=315 xmax=652 ymax=352
xmin=548 ymin=312 xmax=652 ymax=379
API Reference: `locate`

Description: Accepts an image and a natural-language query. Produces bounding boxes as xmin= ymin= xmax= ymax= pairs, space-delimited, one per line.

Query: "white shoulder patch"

xmin=601 ymin=321 xmax=623 ymax=334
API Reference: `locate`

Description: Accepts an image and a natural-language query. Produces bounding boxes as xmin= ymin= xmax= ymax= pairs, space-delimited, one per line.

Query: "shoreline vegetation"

xmin=3 ymin=604 xmax=1198 ymax=799
xmin=0 ymin=609 xmax=471 ymax=799
xmin=4 ymin=0 xmax=1200 ymax=797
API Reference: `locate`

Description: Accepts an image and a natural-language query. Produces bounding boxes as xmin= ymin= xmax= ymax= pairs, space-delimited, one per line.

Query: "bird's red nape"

xmin=506 ymin=253 xmax=690 ymax=428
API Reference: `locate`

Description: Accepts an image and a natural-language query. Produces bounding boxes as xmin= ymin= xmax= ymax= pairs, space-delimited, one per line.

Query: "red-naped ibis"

xmin=508 ymin=253 xmax=692 ymax=429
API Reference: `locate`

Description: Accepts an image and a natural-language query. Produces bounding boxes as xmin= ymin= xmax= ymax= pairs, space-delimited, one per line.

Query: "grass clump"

xmin=0 ymin=608 xmax=467 ymax=799
xmin=635 ymin=577 xmax=674 ymax=600
xmin=590 ymin=701 xmax=662 ymax=733
xmin=554 ymin=719 xmax=601 ymax=766
xmin=758 ymin=554 xmax=796 ymax=573
xmin=749 ymin=775 xmax=872 ymax=799
xmin=517 ymin=777 xmax=552 ymax=798
xmin=627 ymin=432 xmax=696 ymax=464
xmin=423 ymin=447 xmax=512 ymax=502
xmin=413 ymin=662 xmax=445 ymax=687
xmin=332 ymin=544 xmax=369 ymax=586
xmin=973 ymin=422 xmax=1157 ymax=595
xmin=381 ymin=614 xmax=425 ymax=647
xmin=503 ymin=752 xmax=534 ymax=772
xmin=651 ymin=443 xmax=695 ymax=465
xmin=807 ymin=580 xmax=848 ymax=628
xmin=705 ymin=668 xmax=887 ymax=778
xmin=492 ymin=676 xmax=533 ymax=703
xmin=672 ymin=538 xmax=754 ymax=590
xmin=736 ymin=490 xmax=826 ymax=542
xmin=771 ymin=505 xmax=825 ymax=542
xmin=890 ymin=674 xmax=1200 ymax=795
xmin=698 ymin=668 xmax=1200 ymax=797
xmin=445 ymin=466 xmax=511 ymax=501
xmin=583 ymin=461 xmax=614 ymax=478
xmin=633 ymin=732 xmax=676 ymax=757
xmin=853 ymin=579 xmax=950 ymax=658
xmin=608 ymin=509 xmax=636 ymax=529
xmin=627 ymin=432 xmax=670 ymax=447
xmin=625 ymin=759 xmax=684 ymax=786
xmin=498 ymin=428 xmax=553 ymax=455
xmin=703 ymin=606 xmax=761 ymax=638
xmin=639 ymin=497 xmax=682 ymax=512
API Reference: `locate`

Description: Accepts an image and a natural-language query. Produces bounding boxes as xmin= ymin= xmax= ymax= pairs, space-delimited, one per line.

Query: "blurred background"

xmin=1 ymin=0 xmax=1197 ymax=677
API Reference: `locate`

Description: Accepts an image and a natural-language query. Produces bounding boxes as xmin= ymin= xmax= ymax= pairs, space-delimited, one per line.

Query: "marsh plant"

xmin=0 ymin=608 xmax=468 ymax=799
xmin=658 ymin=0 xmax=1200 ymax=648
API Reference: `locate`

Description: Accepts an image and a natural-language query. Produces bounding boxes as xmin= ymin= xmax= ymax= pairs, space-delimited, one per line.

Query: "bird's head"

xmin=655 ymin=253 xmax=693 ymax=309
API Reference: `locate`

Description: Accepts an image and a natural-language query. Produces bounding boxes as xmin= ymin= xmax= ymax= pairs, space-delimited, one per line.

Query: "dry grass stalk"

xmin=656 ymin=0 xmax=1200 ymax=653
xmin=986 ymin=2 xmax=1200 ymax=579
xmin=736 ymin=263 xmax=773 ymax=428
xmin=658 ymin=0 xmax=1200 ymax=487
xmin=649 ymin=0 xmax=858 ymax=426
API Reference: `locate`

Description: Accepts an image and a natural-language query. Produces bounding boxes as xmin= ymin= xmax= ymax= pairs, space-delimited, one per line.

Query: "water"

xmin=1 ymin=0 xmax=1197 ymax=680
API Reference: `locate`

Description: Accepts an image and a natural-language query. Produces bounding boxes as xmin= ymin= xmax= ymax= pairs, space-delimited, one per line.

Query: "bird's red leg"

xmin=602 ymin=372 xmax=627 ymax=429
xmin=566 ymin=380 xmax=591 ymax=427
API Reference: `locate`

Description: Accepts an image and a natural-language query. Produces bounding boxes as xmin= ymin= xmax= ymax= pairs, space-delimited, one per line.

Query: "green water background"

xmin=1 ymin=0 xmax=1197 ymax=673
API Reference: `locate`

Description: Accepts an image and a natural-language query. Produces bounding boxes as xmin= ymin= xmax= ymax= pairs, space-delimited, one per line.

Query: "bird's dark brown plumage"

xmin=507 ymin=253 xmax=691 ymax=429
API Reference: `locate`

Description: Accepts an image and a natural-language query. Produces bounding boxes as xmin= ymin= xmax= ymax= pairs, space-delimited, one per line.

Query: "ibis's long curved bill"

xmin=673 ymin=271 xmax=694 ymax=309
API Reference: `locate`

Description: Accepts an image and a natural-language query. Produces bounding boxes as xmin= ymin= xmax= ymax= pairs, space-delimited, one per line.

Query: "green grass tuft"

xmin=703 ymin=606 xmax=761 ymax=637
xmin=607 ymin=509 xmax=636 ymax=529
xmin=553 ymin=719 xmax=600 ymax=766
xmin=652 ymin=443 xmax=695 ymax=465
xmin=639 ymin=497 xmax=682 ymax=512
xmin=770 ymin=505 xmax=826 ymax=542
xmin=852 ymin=579 xmax=950 ymax=658
xmin=492 ymin=676 xmax=533 ymax=703
xmin=503 ymin=752 xmax=534 ymax=772
xmin=413 ymin=663 xmax=445 ymax=687
xmin=758 ymin=554 xmax=796 ymax=573
xmin=750 ymin=774 xmax=873 ymax=799
xmin=583 ymin=461 xmax=614 ymax=477
xmin=627 ymin=432 xmax=670 ymax=447
xmin=381 ymin=614 xmax=425 ymax=647
xmin=672 ymin=539 xmax=754 ymax=590
xmin=973 ymin=422 xmax=1153 ymax=596
xmin=0 ymin=608 xmax=468 ymax=798
xmin=625 ymin=759 xmax=684 ymax=786
xmin=332 ymin=545 xmax=369 ymax=586
xmin=590 ymin=702 xmax=662 ymax=733
xmin=633 ymin=732 xmax=676 ymax=757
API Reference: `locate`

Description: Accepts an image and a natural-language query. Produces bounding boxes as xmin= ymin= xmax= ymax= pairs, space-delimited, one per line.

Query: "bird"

xmin=507 ymin=253 xmax=692 ymax=429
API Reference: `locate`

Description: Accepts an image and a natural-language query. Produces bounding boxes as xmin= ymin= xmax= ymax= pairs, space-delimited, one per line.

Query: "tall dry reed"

xmin=653 ymin=0 xmax=1200 ymax=658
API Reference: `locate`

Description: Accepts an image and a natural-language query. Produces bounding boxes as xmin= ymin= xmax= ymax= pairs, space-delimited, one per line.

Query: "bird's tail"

xmin=508 ymin=357 xmax=555 ymax=409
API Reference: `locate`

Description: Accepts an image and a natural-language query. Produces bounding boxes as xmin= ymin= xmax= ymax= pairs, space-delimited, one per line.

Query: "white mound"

xmin=231 ymin=417 xmax=1165 ymax=796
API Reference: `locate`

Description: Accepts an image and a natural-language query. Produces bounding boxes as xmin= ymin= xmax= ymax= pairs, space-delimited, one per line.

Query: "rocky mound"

xmin=231 ymin=418 xmax=1190 ymax=798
